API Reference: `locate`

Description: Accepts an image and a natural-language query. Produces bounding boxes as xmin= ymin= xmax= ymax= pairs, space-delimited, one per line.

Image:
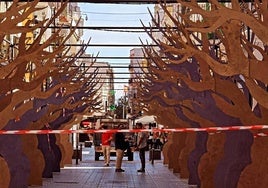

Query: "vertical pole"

xmin=123 ymin=85 xmax=128 ymax=119
xmin=75 ymin=144 xmax=79 ymax=165
xmin=76 ymin=124 xmax=79 ymax=164
xmin=123 ymin=103 xmax=125 ymax=119
xmin=105 ymin=100 xmax=107 ymax=112
xmin=80 ymin=144 xmax=83 ymax=161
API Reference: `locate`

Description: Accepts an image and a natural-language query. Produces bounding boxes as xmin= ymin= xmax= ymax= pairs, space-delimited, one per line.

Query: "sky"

xmin=78 ymin=3 xmax=154 ymax=100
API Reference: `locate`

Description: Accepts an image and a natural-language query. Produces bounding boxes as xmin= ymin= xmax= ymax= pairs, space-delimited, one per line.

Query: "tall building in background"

xmin=152 ymin=3 xmax=179 ymax=43
xmin=95 ymin=62 xmax=115 ymax=114
xmin=127 ymin=4 xmax=179 ymax=118
xmin=47 ymin=2 xmax=85 ymax=56
xmin=128 ymin=48 xmax=147 ymax=117
xmin=81 ymin=54 xmax=115 ymax=115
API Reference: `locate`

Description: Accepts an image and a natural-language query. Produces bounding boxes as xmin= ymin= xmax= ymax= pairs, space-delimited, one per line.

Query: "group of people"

xmin=100 ymin=122 xmax=148 ymax=173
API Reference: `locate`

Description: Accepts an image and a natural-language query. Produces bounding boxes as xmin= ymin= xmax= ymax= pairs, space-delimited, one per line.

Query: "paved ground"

xmin=30 ymin=145 xmax=190 ymax=188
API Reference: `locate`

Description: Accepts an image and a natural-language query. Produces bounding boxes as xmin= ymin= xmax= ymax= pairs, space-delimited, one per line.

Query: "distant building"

xmin=128 ymin=48 xmax=147 ymax=116
xmin=81 ymin=54 xmax=115 ymax=114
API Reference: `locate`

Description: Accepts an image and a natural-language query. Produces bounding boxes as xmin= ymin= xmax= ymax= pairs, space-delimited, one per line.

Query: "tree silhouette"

xmin=138 ymin=1 xmax=268 ymax=187
xmin=0 ymin=0 xmax=102 ymax=186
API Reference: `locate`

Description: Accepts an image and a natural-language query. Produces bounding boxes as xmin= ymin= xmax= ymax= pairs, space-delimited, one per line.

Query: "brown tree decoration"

xmin=137 ymin=0 xmax=268 ymax=187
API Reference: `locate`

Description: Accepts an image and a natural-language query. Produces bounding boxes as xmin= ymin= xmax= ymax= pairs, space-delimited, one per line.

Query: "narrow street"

xmin=32 ymin=145 xmax=190 ymax=188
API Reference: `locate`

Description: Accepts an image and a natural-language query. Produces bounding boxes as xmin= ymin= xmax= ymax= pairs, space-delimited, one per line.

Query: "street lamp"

xmin=123 ymin=85 xmax=129 ymax=119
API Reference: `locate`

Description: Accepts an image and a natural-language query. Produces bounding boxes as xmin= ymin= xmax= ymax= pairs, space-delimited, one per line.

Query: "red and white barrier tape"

xmin=0 ymin=125 xmax=268 ymax=135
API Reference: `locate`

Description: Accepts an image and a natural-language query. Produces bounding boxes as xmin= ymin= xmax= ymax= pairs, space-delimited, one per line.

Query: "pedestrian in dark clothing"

xmin=114 ymin=124 xmax=128 ymax=172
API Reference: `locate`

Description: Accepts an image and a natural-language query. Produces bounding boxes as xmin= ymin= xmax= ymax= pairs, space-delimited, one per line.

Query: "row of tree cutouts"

xmin=1 ymin=0 xmax=268 ymax=187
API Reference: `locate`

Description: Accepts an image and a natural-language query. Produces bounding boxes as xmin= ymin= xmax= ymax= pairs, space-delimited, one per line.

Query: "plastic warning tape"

xmin=0 ymin=125 xmax=268 ymax=135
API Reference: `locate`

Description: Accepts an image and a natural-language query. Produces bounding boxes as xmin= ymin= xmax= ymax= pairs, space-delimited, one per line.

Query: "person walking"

xmin=101 ymin=124 xmax=113 ymax=166
xmin=114 ymin=124 xmax=128 ymax=172
xmin=136 ymin=122 xmax=148 ymax=173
